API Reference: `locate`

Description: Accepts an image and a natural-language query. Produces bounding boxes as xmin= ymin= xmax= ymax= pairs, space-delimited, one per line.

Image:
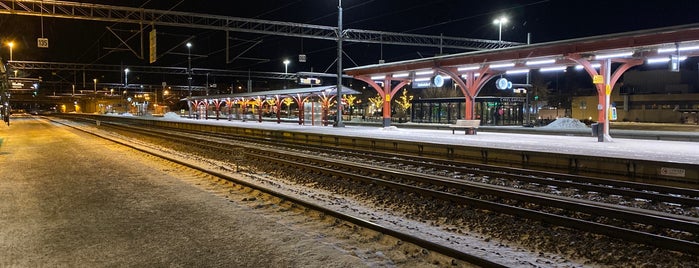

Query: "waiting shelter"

xmin=345 ymin=23 xmax=699 ymax=142
xmin=183 ymin=85 xmax=359 ymax=126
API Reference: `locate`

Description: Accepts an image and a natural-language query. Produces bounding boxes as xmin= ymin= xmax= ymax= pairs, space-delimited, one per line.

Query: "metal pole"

xmin=187 ymin=45 xmax=192 ymax=97
xmin=335 ymin=0 xmax=344 ymax=127
xmin=603 ymin=58 xmax=613 ymax=142
xmin=498 ymin=22 xmax=502 ymax=41
xmin=187 ymin=43 xmax=192 ymax=118
xmin=525 ymin=33 xmax=531 ymax=126
xmin=94 ymin=79 xmax=97 ymax=113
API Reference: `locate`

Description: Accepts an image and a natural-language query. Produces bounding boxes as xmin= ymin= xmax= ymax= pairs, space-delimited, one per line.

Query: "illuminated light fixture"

xmin=460 ymin=73 xmax=480 ymax=79
xmin=594 ymin=51 xmax=633 ymax=59
xmin=540 ymin=66 xmax=567 ymax=72
xmin=414 ymin=77 xmax=431 ymax=82
xmin=575 ymin=63 xmax=601 ymax=70
xmin=370 ymin=75 xmax=385 ymax=80
xmin=415 ymin=70 xmax=434 ymax=76
xmin=505 ymin=69 xmax=530 ymax=74
xmin=525 ymin=59 xmax=555 ymax=66
xmin=457 ymin=66 xmax=479 ymax=71
xmin=490 ymin=63 xmax=515 ymax=68
xmin=646 ymin=56 xmax=687 ymax=64
xmin=393 ymin=72 xmax=410 ymax=78
xmin=657 ymin=45 xmax=699 ymax=53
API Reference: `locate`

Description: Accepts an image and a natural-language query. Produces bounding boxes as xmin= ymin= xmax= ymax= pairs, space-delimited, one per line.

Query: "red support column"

xmin=354 ymin=75 xmax=409 ymax=127
xmin=568 ymin=54 xmax=642 ymax=141
xmin=437 ymin=66 xmax=497 ymax=120
xmin=275 ymin=96 xmax=282 ymax=124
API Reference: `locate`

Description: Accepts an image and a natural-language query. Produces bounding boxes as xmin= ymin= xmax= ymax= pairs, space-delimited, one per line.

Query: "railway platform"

xmin=162 ymin=115 xmax=699 ymax=165
xmin=103 ymin=114 xmax=697 ymax=186
xmin=0 ymin=117 xmax=372 ymax=267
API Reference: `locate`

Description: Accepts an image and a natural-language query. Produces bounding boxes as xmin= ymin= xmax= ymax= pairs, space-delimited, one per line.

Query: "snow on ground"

xmin=154 ymin=117 xmax=699 ymax=165
xmin=541 ymin=117 xmax=589 ymax=129
xmin=162 ymin=112 xmax=182 ymax=120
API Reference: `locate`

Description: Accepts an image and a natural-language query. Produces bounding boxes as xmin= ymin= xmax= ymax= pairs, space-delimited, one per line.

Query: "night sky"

xmin=1 ymin=0 xmax=698 ymax=88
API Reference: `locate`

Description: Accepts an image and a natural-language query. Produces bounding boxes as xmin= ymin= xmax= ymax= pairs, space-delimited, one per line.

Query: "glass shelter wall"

xmin=411 ymin=97 xmax=525 ymax=125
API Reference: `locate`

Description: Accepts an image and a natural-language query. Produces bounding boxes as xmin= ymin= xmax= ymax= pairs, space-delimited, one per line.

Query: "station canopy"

xmin=183 ymin=85 xmax=360 ymax=102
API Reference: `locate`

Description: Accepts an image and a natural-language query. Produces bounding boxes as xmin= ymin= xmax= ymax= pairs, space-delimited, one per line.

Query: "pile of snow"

xmin=542 ymin=118 xmax=589 ymax=129
xmin=379 ymin=126 xmax=401 ymax=131
xmin=163 ymin=112 xmax=183 ymax=120
xmin=121 ymin=112 xmax=134 ymax=117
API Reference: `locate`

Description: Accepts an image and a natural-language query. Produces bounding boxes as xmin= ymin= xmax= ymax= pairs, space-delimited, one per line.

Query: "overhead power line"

xmin=0 ymin=0 xmax=521 ymax=51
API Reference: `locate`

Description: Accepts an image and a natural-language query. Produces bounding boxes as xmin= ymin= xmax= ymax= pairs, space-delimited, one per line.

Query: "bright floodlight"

xmin=493 ymin=17 xmax=508 ymax=25
xmin=493 ymin=16 xmax=508 ymax=42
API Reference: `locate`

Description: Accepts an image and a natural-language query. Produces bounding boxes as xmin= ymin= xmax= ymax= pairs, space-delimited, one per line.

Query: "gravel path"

xmin=0 ymin=118 xmax=380 ymax=267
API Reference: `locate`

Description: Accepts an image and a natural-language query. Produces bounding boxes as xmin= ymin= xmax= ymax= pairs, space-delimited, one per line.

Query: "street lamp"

xmin=186 ymin=42 xmax=193 ymax=118
xmin=283 ymin=59 xmax=290 ymax=73
xmin=493 ymin=16 xmax=508 ymax=42
xmin=186 ymin=42 xmax=192 ymax=97
xmin=124 ymin=68 xmax=130 ymax=87
xmin=283 ymin=59 xmax=290 ymax=89
xmin=93 ymin=78 xmax=98 ymax=113
xmin=7 ymin=42 xmax=14 ymax=61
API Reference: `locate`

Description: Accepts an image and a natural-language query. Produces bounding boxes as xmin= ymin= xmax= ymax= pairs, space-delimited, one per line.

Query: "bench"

xmin=449 ymin=119 xmax=480 ymax=135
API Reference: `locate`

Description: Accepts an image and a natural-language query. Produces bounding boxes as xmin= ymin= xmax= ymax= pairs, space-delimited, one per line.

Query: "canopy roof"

xmin=345 ymin=23 xmax=699 ymax=77
xmin=184 ymin=85 xmax=360 ymax=101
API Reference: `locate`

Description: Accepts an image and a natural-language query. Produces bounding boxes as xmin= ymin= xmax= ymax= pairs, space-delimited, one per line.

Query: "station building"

xmin=572 ymin=69 xmax=699 ymax=124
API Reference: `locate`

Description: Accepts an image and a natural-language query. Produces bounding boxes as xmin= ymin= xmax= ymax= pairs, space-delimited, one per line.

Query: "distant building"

xmin=572 ymin=70 xmax=699 ymax=124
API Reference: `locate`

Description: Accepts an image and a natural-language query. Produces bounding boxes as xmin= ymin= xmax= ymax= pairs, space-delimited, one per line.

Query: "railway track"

xmin=60 ymin=116 xmax=699 ymax=256
xmin=99 ymin=117 xmax=699 ymax=214
xmin=49 ymin=117 xmax=510 ymax=267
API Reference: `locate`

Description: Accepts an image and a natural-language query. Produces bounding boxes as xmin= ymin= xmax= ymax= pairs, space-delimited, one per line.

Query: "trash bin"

xmin=591 ymin=123 xmax=603 ymax=142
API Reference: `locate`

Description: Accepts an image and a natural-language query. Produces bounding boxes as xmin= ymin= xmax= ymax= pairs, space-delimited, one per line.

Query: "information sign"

xmin=149 ymin=29 xmax=157 ymax=63
xmin=593 ymin=75 xmax=603 ymax=84
xmin=37 ymin=38 xmax=49 ymax=48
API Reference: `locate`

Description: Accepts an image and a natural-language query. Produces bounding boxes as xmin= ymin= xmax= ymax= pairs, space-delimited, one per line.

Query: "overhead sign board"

xmin=37 ymin=38 xmax=49 ymax=48
xmin=297 ymin=77 xmax=321 ymax=85
xmin=149 ymin=29 xmax=157 ymax=63
xmin=412 ymin=81 xmax=432 ymax=88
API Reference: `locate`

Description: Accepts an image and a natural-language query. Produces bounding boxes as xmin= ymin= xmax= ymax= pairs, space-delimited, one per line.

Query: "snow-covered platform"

xmin=152 ymin=115 xmax=698 ymax=165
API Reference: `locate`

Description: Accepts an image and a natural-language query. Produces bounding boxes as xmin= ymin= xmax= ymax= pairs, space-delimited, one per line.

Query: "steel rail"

xmin=248 ymin=148 xmax=699 ymax=255
xmin=51 ymin=117 xmax=508 ymax=267
xmin=83 ymin=117 xmax=699 ymax=254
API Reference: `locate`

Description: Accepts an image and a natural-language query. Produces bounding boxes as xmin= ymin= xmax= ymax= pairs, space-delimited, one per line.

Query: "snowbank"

xmin=163 ymin=112 xmax=183 ymax=120
xmin=542 ymin=118 xmax=589 ymax=129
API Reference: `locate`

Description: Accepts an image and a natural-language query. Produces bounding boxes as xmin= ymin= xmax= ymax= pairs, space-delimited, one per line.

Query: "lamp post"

xmin=335 ymin=0 xmax=345 ymax=127
xmin=283 ymin=59 xmax=290 ymax=89
xmin=7 ymin=42 xmax=13 ymax=61
xmin=493 ymin=16 xmax=508 ymax=42
xmin=186 ymin=42 xmax=192 ymax=97
xmin=124 ymin=68 xmax=130 ymax=87
xmin=93 ymin=78 xmax=98 ymax=113
xmin=186 ymin=42 xmax=193 ymax=118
